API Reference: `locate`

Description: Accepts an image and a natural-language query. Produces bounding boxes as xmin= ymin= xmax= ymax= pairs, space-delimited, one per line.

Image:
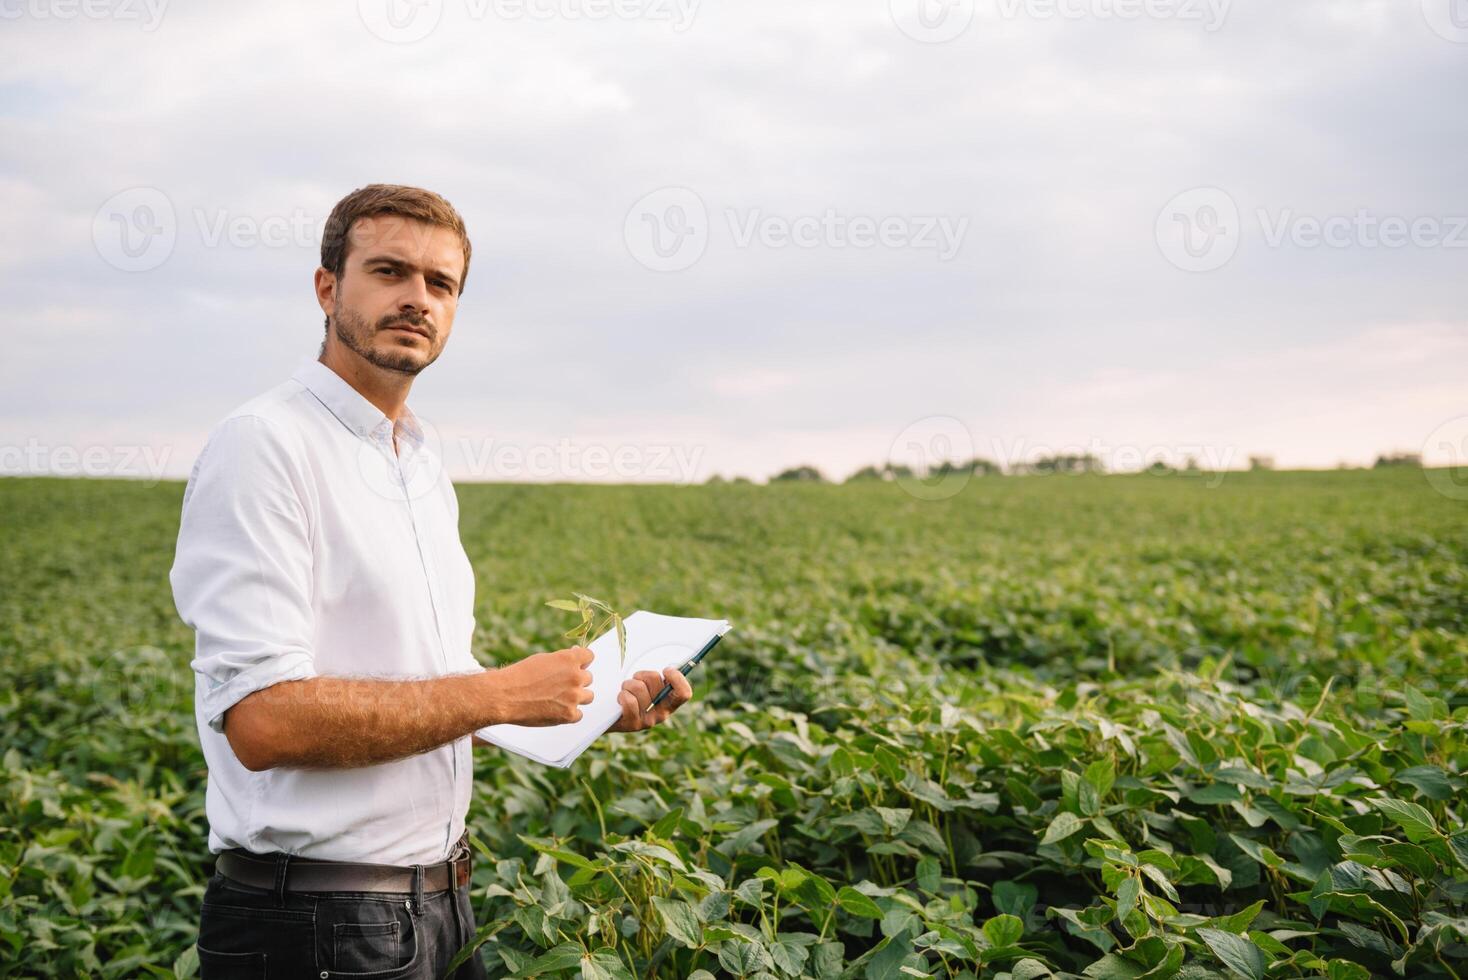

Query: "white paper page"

xmin=475 ymin=610 xmax=731 ymax=768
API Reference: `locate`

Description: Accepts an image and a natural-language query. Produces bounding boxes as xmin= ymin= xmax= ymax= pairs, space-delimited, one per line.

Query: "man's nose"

xmin=399 ymin=274 xmax=431 ymax=314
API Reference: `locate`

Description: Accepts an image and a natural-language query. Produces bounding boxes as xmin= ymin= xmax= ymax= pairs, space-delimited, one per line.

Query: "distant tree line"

xmin=759 ymin=452 xmax=1102 ymax=484
xmin=701 ymin=450 xmax=1425 ymax=485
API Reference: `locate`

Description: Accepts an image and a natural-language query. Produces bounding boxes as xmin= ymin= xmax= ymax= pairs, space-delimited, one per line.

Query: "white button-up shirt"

xmin=170 ymin=357 xmax=480 ymax=866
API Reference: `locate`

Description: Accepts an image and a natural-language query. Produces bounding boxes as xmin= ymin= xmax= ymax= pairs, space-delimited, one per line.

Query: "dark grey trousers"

xmin=197 ymin=863 xmax=488 ymax=979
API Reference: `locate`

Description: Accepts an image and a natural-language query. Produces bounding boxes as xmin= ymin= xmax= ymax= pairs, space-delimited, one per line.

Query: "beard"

xmin=330 ymin=302 xmax=439 ymax=376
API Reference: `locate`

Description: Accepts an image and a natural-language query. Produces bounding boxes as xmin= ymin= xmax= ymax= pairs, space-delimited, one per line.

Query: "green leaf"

xmin=1115 ymin=876 xmax=1140 ymax=922
xmin=1393 ymin=765 xmax=1455 ymax=801
xmin=733 ymin=877 xmax=766 ymax=906
xmin=1325 ymin=961 xmax=1372 ymax=980
xmin=915 ymin=856 xmax=941 ymax=894
xmin=511 ymin=941 xmax=583 ymax=975
xmin=611 ymin=840 xmax=687 ymax=871
xmin=770 ymin=937 xmax=811 ymax=977
xmin=1196 ymin=928 xmax=1267 ymax=980
xmin=1228 ymin=834 xmax=1283 ymax=869
xmin=718 ymin=938 xmax=773 ymax=975
xmin=1011 ymin=959 xmax=1054 ymax=980
xmin=544 ymin=598 xmax=582 ymax=612
xmin=867 ymin=922 xmax=920 ymax=977
xmin=1379 ymin=842 xmax=1437 ymax=879
xmin=1216 ymin=899 xmax=1265 ymax=934
xmin=1085 ymin=757 xmax=1116 ymax=800
xmin=171 ymin=946 xmax=199 ymax=979
xmin=811 ymin=941 xmax=845 ymax=979
xmin=1187 ymin=783 xmax=1242 ymax=805
xmin=649 ymin=807 xmax=684 ymax=839
xmin=792 ymin=867 xmax=838 ymax=912
xmin=837 ymin=886 xmax=884 ymax=919
xmin=993 ymin=879 xmax=1038 ymax=918
xmin=1371 ymin=798 xmax=1437 ymax=843
xmin=1447 ymin=831 xmax=1468 ymax=872
xmin=982 ymin=914 xmax=1024 ymax=948
xmin=1401 ymin=685 xmax=1436 ymax=720
xmin=1139 ymin=863 xmax=1179 ymax=902
xmin=1081 ymin=953 xmax=1144 ymax=978
xmin=1041 ymin=812 xmax=1085 ymax=844
xmin=580 ymin=947 xmax=635 ymax=980
xmin=651 ymin=896 xmax=703 ymax=948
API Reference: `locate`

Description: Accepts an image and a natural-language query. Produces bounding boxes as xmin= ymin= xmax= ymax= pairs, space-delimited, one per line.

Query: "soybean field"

xmin=1 ymin=468 xmax=1465 ymax=978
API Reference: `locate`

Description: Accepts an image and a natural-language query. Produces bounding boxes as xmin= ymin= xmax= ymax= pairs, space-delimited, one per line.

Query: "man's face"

xmin=319 ymin=215 xmax=465 ymax=376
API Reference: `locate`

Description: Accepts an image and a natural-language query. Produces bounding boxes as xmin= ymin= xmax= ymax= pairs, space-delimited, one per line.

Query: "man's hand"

xmin=221 ymin=646 xmax=596 ymax=771
xmin=488 ymin=646 xmax=596 ymax=726
xmin=608 ymin=668 xmax=693 ymax=733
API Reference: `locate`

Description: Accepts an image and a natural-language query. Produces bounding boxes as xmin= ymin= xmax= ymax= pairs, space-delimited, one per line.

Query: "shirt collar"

xmin=291 ymin=357 xmax=425 ymax=453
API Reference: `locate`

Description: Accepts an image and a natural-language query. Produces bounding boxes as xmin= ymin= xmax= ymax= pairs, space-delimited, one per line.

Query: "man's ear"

xmin=313 ymin=266 xmax=337 ymax=318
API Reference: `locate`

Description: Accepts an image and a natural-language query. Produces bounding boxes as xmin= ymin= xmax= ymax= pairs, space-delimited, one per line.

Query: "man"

xmin=169 ymin=183 xmax=693 ymax=978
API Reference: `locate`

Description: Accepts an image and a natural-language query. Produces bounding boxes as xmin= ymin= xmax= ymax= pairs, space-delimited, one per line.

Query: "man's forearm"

xmin=224 ymin=670 xmax=501 ymax=771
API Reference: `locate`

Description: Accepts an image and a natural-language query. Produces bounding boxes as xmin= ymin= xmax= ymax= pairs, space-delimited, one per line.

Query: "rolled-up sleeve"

xmin=171 ymin=414 xmax=317 ymax=733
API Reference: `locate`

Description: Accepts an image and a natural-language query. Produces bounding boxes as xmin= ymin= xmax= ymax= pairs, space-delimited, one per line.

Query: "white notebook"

xmin=475 ymin=610 xmax=731 ymax=768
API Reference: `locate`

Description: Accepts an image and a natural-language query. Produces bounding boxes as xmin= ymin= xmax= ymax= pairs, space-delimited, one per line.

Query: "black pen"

xmin=646 ymin=632 xmax=725 ymax=711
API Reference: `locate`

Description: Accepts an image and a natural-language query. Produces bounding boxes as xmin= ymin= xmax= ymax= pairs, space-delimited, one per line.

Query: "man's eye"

xmin=377 ymin=267 xmax=399 ymax=276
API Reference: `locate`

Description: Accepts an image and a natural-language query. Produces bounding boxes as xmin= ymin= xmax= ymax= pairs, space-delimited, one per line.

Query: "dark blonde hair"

xmin=320 ymin=183 xmax=472 ymax=296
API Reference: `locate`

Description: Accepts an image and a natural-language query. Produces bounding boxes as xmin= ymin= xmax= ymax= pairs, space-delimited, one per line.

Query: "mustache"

xmin=379 ymin=314 xmax=433 ymax=339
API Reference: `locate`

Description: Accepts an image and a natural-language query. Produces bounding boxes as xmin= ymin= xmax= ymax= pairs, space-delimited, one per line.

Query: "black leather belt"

xmin=216 ymin=835 xmax=473 ymax=895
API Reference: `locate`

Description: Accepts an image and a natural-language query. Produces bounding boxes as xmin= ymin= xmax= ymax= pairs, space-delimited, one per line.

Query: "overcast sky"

xmin=2 ymin=0 xmax=1465 ymax=483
